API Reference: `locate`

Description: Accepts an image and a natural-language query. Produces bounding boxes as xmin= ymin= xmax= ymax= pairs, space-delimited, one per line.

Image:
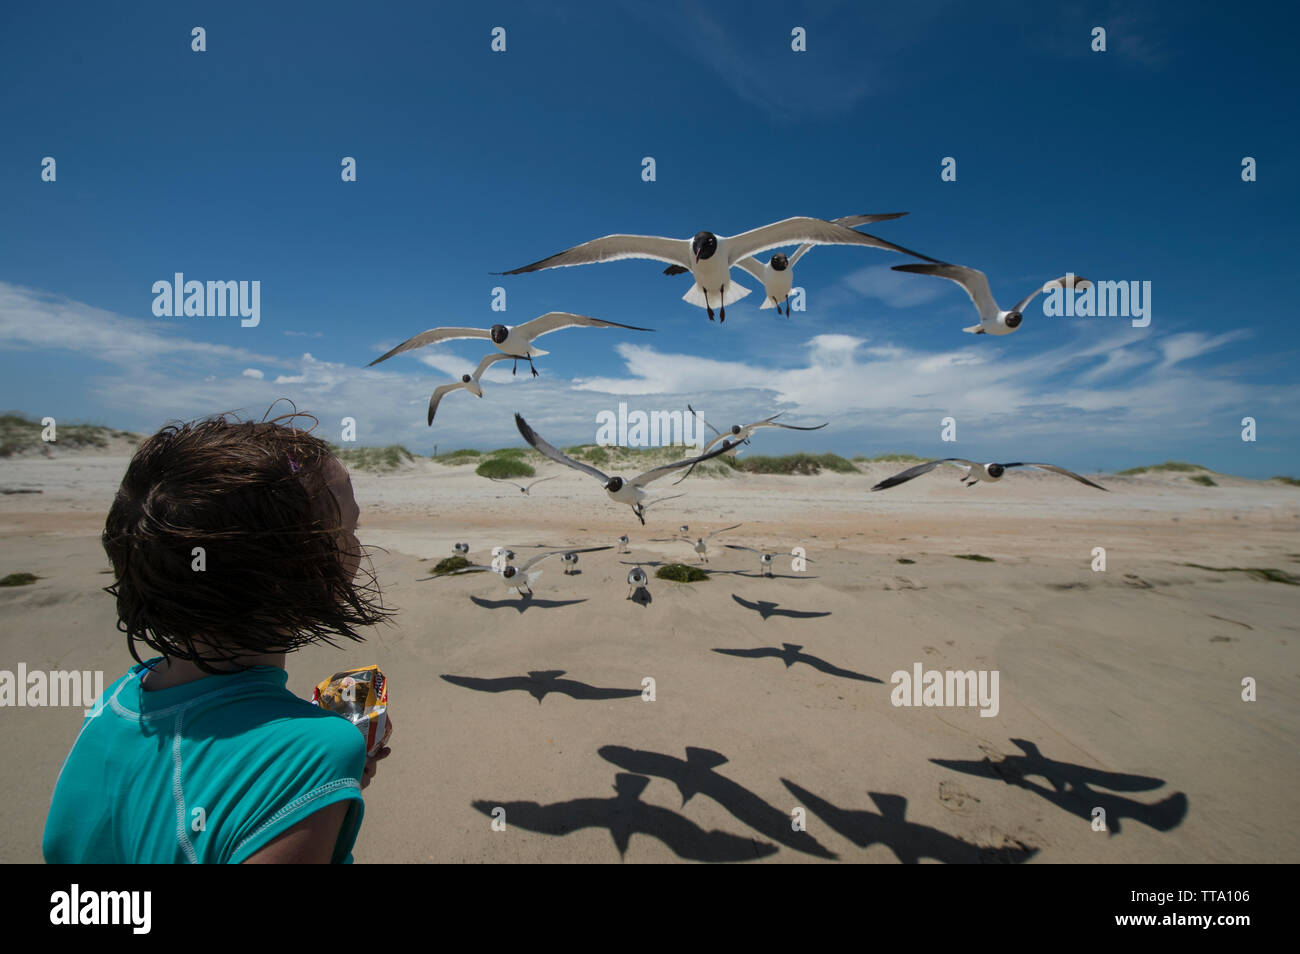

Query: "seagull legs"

xmin=704 ymin=286 xmax=714 ymax=321
xmin=633 ymin=504 xmax=646 ymax=526
xmin=528 ymin=354 xmax=538 ymax=378
xmin=719 ymin=287 xmax=726 ymax=322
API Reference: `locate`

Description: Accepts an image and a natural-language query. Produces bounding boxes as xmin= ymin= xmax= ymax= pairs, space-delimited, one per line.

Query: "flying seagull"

xmin=499 ymin=217 xmax=937 ymax=322
xmin=891 ymin=264 xmax=1090 ymax=335
xmin=422 ymin=351 xmax=521 ymax=426
xmin=730 ymin=213 xmax=937 ymax=314
xmin=674 ymin=405 xmax=829 ymax=483
xmin=515 ymin=413 xmax=735 ymax=524
xmin=682 ymin=524 xmax=742 ymax=563
xmin=871 ymin=459 xmax=1109 ymax=491
xmin=488 ymin=474 xmax=558 ymax=495
xmin=368 ymin=312 xmax=652 ymax=377
xmin=423 ymin=545 xmax=613 ymax=597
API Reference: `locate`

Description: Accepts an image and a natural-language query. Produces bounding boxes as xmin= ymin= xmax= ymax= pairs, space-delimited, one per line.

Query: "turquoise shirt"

xmin=43 ymin=659 xmax=366 ymax=864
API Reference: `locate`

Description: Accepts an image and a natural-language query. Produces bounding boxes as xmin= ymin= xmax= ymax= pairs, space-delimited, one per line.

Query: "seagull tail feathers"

xmin=682 ymin=281 xmax=751 ymax=309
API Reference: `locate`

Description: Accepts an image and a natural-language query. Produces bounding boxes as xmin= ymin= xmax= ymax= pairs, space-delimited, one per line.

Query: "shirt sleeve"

xmin=224 ymin=711 xmax=368 ymax=864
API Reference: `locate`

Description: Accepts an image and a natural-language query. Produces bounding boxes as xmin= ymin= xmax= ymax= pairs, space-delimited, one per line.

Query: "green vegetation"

xmin=954 ymin=554 xmax=996 ymax=562
xmin=655 ymin=563 xmax=709 ymax=582
xmin=1 ymin=413 xmax=137 ymax=457
xmin=1183 ymin=564 xmax=1298 ymax=585
xmin=1118 ymin=461 xmax=1206 ymax=476
xmin=0 ymin=572 xmax=40 ymax=586
xmin=855 ymin=453 xmax=928 ymax=463
xmin=487 ymin=447 xmax=528 ymax=460
xmin=896 ymin=558 xmax=916 ymax=565
xmin=1271 ymin=476 xmax=1300 ymax=487
xmin=1189 ymin=474 xmax=1218 ymax=487
xmin=431 ymin=556 xmax=478 ymax=575
xmin=333 ymin=445 xmax=416 ymax=472
xmin=732 ymin=452 xmax=857 ymax=475
xmin=433 ymin=448 xmax=483 ymax=465
xmin=475 ymin=458 xmax=536 ymax=479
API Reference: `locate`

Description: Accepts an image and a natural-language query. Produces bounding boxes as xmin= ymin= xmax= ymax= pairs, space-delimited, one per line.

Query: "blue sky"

xmin=1 ymin=0 xmax=1297 ymax=475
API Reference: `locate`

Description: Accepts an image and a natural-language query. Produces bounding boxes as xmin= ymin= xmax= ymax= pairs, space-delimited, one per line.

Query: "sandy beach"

xmin=3 ymin=447 xmax=1298 ymax=863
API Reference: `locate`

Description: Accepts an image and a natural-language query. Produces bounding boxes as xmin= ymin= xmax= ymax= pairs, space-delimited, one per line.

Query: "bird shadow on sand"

xmin=468 ymin=595 xmax=587 ymax=614
xmin=472 ymin=773 xmax=776 ymax=862
xmin=599 ymin=745 xmax=837 ymax=859
xmin=441 ymin=671 xmax=642 ymax=705
xmin=711 ymin=643 xmax=880 ymax=683
xmin=628 ymin=586 xmax=652 ymax=606
xmin=781 ymin=780 xmax=1038 ymax=863
xmin=930 ymin=738 xmax=1189 ymax=835
xmin=730 ymin=594 xmax=831 ymax=621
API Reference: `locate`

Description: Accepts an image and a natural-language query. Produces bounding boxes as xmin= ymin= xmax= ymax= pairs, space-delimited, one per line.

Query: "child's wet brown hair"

xmin=102 ymin=410 xmax=390 ymax=674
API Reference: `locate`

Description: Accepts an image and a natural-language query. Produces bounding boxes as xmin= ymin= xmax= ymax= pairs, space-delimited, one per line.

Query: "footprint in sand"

xmin=884 ymin=576 xmax=925 ymax=591
xmin=938 ymin=780 xmax=979 ymax=813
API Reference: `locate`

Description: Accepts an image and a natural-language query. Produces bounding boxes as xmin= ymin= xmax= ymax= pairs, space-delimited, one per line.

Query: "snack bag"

xmin=312 ymin=666 xmax=389 ymax=757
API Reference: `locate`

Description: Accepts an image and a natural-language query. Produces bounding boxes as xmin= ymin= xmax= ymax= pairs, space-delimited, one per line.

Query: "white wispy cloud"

xmin=0 ymin=280 xmax=1287 ymax=466
xmin=613 ymin=0 xmax=874 ymax=122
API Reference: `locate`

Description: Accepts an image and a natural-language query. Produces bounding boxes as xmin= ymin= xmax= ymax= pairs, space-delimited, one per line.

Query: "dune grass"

xmin=1 ymin=413 xmax=137 ymax=456
xmin=656 ymin=563 xmax=709 ymax=582
xmin=731 ymin=452 xmax=857 ymax=475
xmin=1118 ymin=461 xmax=1207 ymax=476
xmin=476 ymin=458 xmax=536 ymax=479
xmin=1189 ymin=474 xmax=1218 ymax=487
xmin=333 ymin=445 xmax=416 ymax=472
xmin=487 ymin=447 xmax=528 ymax=459
xmin=1271 ymin=476 xmax=1300 ymax=487
xmin=433 ymin=448 xmax=483 ymax=465
xmin=855 ymin=453 xmax=928 ymax=463
xmin=0 ymin=572 xmax=40 ymax=586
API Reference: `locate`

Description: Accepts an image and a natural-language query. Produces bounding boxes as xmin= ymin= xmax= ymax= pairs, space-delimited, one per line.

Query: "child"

xmin=43 ymin=412 xmax=394 ymax=863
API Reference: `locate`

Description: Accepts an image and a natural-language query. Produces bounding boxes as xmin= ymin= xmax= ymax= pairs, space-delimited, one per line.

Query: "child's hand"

xmin=361 ymin=716 xmax=393 ymax=790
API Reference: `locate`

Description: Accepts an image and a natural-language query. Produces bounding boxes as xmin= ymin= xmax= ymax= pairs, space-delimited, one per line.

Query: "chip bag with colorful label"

xmin=312 ymin=666 xmax=389 ymax=757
